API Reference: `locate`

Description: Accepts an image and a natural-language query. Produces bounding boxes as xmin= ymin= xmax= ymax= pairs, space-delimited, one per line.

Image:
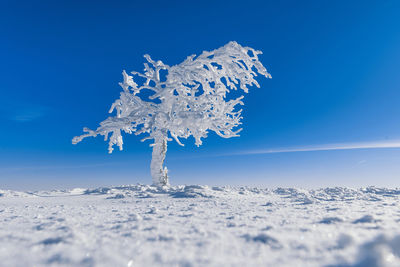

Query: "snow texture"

xmin=72 ymin=41 xmax=270 ymax=186
xmin=1 ymin=186 xmax=400 ymax=266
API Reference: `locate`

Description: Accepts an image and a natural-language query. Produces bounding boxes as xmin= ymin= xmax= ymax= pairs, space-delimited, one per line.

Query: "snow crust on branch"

xmin=72 ymin=41 xmax=270 ymax=152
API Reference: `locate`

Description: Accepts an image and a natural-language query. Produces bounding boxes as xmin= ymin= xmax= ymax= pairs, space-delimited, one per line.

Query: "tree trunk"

xmin=150 ymin=133 xmax=169 ymax=186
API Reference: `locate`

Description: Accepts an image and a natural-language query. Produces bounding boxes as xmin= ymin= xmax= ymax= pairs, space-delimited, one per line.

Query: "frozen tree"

xmin=73 ymin=41 xmax=271 ymax=186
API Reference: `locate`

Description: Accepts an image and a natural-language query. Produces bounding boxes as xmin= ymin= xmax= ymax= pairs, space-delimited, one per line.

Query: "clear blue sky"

xmin=1 ymin=0 xmax=400 ymax=190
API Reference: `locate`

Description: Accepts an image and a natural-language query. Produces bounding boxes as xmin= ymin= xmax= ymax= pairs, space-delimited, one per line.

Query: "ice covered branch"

xmin=73 ymin=41 xmax=271 ymax=185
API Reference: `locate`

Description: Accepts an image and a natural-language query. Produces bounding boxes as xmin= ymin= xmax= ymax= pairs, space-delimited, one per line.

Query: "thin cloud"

xmin=10 ymin=106 xmax=47 ymax=122
xmin=224 ymin=140 xmax=400 ymax=156
xmin=12 ymin=111 xmax=44 ymax=122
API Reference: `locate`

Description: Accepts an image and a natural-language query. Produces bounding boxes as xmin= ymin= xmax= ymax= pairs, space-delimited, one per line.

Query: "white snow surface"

xmin=1 ymin=185 xmax=400 ymax=267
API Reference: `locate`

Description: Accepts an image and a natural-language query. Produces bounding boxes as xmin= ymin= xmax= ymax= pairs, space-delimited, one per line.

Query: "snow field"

xmin=1 ymin=185 xmax=400 ymax=266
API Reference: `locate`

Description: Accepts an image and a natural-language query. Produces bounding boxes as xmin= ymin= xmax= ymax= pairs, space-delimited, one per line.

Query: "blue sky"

xmin=1 ymin=0 xmax=400 ymax=190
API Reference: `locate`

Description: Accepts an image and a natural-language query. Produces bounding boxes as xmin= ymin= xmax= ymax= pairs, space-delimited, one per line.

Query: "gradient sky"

xmin=1 ymin=0 xmax=400 ymax=190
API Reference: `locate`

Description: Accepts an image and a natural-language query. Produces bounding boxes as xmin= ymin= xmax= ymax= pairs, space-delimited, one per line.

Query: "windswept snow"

xmin=1 ymin=185 xmax=400 ymax=266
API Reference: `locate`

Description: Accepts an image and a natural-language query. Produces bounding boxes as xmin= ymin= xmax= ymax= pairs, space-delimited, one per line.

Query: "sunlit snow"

xmin=1 ymin=185 xmax=400 ymax=266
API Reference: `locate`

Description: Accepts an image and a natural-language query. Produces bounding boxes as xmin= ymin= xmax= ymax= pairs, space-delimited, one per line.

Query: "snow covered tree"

xmin=72 ymin=41 xmax=271 ymax=186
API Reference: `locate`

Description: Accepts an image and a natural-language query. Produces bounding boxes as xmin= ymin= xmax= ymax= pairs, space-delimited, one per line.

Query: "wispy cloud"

xmin=224 ymin=140 xmax=400 ymax=156
xmin=9 ymin=106 xmax=47 ymax=122
xmin=12 ymin=110 xmax=44 ymax=122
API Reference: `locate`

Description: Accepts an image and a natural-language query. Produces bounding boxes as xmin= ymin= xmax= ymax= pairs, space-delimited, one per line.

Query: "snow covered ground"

xmin=1 ymin=185 xmax=400 ymax=267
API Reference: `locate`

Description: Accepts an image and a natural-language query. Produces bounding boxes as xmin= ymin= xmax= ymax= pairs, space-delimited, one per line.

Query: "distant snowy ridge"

xmin=3 ymin=185 xmax=399 ymax=201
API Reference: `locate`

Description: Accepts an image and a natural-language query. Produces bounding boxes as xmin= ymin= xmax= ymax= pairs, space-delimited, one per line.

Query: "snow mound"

xmin=353 ymin=215 xmax=378 ymax=224
xmin=81 ymin=184 xmax=216 ymax=199
xmin=242 ymin=233 xmax=282 ymax=249
xmin=0 ymin=189 xmax=37 ymax=198
xmin=331 ymin=234 xmax=400 ymax=267
xmin=319 ymin=217 xmax=344 ymax=224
